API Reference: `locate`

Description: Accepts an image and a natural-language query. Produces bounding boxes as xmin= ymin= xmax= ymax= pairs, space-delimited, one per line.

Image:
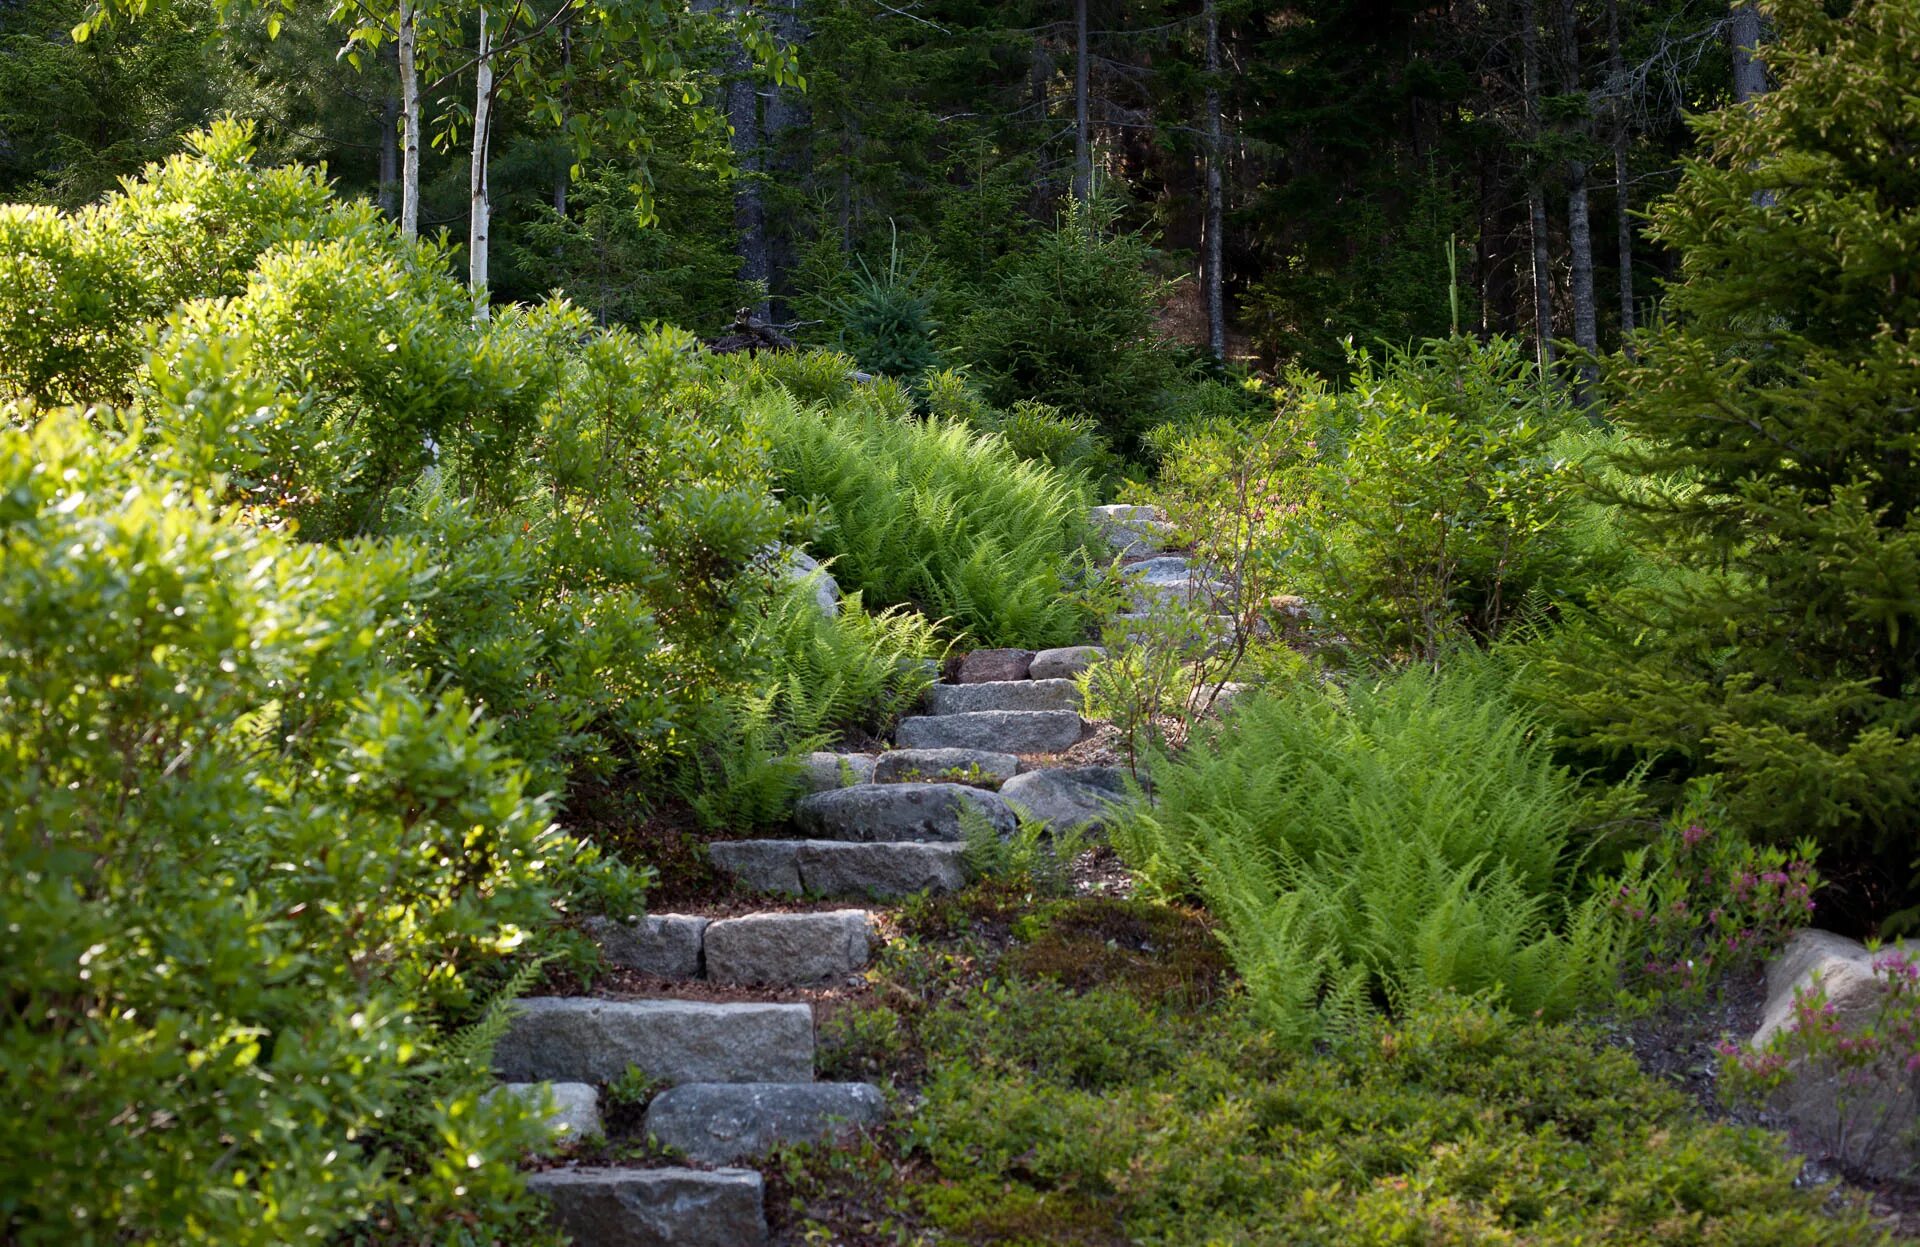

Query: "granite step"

xmin=895 ymin=709 xmax=1085 ymax=754
xmin=708 ymin=839 xmax=969 ymax=899
xmin=587 ymin=910 xmax=873 ymax=986
xmin=872 ymin=747 xmax=1021 ymax=788
xmin=644 ymin=1082 xmax=886 ymax=1165
xmin=525 ymin=1166 xmax=766 ymax=1247
xmin=493 ymin=997 xmax=813 ymax=1085
xmin=923 ymin=678 xmax=1081 ymax=715
xmin=792 ymin=782 xmax=1016 ymax=842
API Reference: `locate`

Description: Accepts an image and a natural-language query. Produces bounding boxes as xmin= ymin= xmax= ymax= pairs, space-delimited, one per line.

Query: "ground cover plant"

xmin=778 ymin=888 xmax=1880 ymax=1246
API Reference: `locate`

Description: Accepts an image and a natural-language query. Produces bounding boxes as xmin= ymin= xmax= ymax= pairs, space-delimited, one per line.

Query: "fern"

xmin=1113 ymin=654 xmax=1631 ymax=1044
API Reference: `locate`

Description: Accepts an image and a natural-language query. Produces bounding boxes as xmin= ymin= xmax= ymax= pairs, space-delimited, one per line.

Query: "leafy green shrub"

xmin=946 ymin=199 xmax=1185 ymax=454
xmin=0 ymin=412 xmax=595 ymax=1244
xmin=758 ymin=381 xmax=1096 ymax=647
xmin=1543 ymin=0 xmax=1920 ymax=921
xmin=0 ymin=203 xmax=145 ymax=402
xmin=1149 ymin=335 xmax=1594 ymax=663
xmin=921 ymin=367 xmax=1121 ymax=485
xmin=1113 ymin=658 xmax=1628 ymax=1043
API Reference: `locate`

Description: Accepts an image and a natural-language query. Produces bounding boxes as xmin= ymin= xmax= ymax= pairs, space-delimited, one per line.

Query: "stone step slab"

xmin=1091 ymin=504 xmax=1175 ymax=558
xmin=792 ymin=782 xmax=1016 ymax=842
xmin=924 ymin=678 xmax=1081 ymax=715
xmin=585 ymin=914 xmax=708 ymax=979
xmin=800 ymin=751 xmax=877 ymax=794
xmin=1123 ymin=555 xmax=1197 ymax=584
xmin=1030 ymin=645 xmax=1105 ymax=680
xmin=494 ymin=998 xmax=813 ymax=1085
xmin=644 ymin=1082 xmax=886 ymax=1165
xmin=708 ymin=839 xmax=969 ymax=898
xmin=895 ymin=709 xmax=1085 ymax=754
xmin=956 ymin=647 xmax=1035 ymax=683
xmin=1000 ymin=768 xmax=1136 ymax=835
xmin=704 ymin=910 xmax=873 ymax=985
xmin=485 ymin=1081 xmax=603 ymax=1143
xmin=525 ymin=1166 xmax=766 ymax=1247
xmin=873 ymin=747 xmax=1021 ymax=788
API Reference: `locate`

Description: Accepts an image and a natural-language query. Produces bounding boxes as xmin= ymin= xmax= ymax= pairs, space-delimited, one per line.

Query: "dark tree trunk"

xmin=1521 ymin=0 xmax=1555 ymax=368
xmin=724 ymin=3 xmax=769 ymax=311
xmin=1608 ymin=0 xmax=1634 ymax=342
xmin=1558 ymin=0 xmax=1598 ymax=401
xmin=1073 ymin=0 xmax=1091 ymax=200
xmin=1731 ymin=3 xmax=1767 ymax=103
xmin=1201 ymin=0 xmax=1225 ymax=361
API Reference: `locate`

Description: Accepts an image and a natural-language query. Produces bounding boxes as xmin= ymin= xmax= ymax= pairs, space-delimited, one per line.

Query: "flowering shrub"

xmin=1606 ymin=793 xmax=1820 ymax=1006
xmin=1721 ymin=949 xmax=1920 ymax=1171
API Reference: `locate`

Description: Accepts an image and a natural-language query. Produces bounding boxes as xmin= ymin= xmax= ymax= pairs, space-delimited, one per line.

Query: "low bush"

xmin=0 ymin=412 xmax=612 ymax=1244
xmin=1112 ymin=657 xmax=1632 ymax=1043
xmin=754 ymin=374 xmax=1096 ymax=647
xmin=1146 ymin=335 xmax=1601 ymax=664
xmin=791 ymin=894 xmax=1876 ymax=1245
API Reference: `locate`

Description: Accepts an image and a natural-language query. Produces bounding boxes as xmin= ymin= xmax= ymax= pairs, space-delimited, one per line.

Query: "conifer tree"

xmin=1552 ymin=0 xmax=1920 ymax=913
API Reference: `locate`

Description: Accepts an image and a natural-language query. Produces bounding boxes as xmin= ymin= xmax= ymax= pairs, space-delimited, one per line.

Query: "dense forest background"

xmin=0 ymin=0 xmax=1768 ymax=377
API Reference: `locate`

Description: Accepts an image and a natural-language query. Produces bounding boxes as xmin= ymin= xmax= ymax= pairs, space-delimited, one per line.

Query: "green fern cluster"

xmin=1113 ymin=655 xmax=1627 ymax=1044
xmin=760 ymin=385 xmax=1096 ymax=648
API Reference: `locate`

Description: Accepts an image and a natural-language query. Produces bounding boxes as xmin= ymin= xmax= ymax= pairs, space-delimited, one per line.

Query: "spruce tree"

xmin=1550 ymin=0 xmax=1920 ymax=915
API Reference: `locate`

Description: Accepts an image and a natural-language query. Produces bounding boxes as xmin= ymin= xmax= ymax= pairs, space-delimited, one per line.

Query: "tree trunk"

xmin=1730 ymin=2 xmax=1766 ymax=103
xmin=1558 ymin=0 xmax=1597 ymax=400
xmin=761 ymin=0 xmax=807 ymax=317
xmin=398 ymin=0 xmax=420 ymax=240
xmin=1201 ymin=0 xmax=1225 ymax=362
xmin=469 ymin=3 xmax=494 ymax=318
xmin=1521 ymin=0 xmax=1555 ymax=368
xmin=554 ymin=19 xmax=570 ymax=216
xmin=1609 ymin=0 xmax=1634 ymax=341
xmin=1072 ymin=0 xmax=1090 ymax=200
xmin=725 ymin=4 xmax=769 ymax=312
xmin=378 ymin=55 xmax=398 ymax=220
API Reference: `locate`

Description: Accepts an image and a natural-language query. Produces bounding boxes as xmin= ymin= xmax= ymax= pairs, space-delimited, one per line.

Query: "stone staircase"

xmin=497 ymin=504 xmax=1185 ymax=1243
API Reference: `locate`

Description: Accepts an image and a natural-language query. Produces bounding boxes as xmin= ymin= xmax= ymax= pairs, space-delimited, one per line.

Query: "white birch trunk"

xmin=469 ymin=3 xmax=494 ymax=319
xmin=399 ymin=0 xmax=420 ymax=241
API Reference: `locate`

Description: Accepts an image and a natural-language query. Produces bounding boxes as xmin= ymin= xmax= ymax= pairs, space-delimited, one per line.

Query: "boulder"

xmin=1030 ymin=646 xmax=1105 ymax=680
xmin=584 ymin=914 xmax=709 ymax=979
xmin=704 ymin=910 xmax=873 ymax=985
xmin=485 ymin=1082 xmax=603 ymax=1142
xmin=800 ymin=751 xmax=877 ymax=794
xmin=957 ymin=648 xmax=1035 ymax=683
xmin=1752 ymin=930 xmax=1920 ymax=1176
xmin=494 ymin=998 xmax=814 ymax=1085
xmin=792 ymin=782 xmax=1016 ymax=842
xmin=644 ymin=1083 xmax=886 ymax=1164
xmin=1185 ymin=682 xmax=1254 ymax=717
xmin=896 ymin=709 xmax=1085 ymax=754
xmin=777 ymin=547 xmax=840 ymax=617
xmin=873 ymin=747 xmax=1021 ymax=788
xmin=1000 ymin=768 xmax=1135 ymax=835
xmin=925 ymin=679 xmax=1081 ymax=715
xmin=525 ymin=1167 xmax=766 ymax=1247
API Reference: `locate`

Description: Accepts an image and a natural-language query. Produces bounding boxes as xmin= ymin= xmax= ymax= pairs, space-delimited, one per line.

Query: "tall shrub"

xmin=1545 ymin=0 xmax=1920 ymax=916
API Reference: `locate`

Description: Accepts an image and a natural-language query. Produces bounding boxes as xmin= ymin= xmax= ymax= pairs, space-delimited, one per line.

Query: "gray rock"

xmin=1030 ymin=646 xmax=1105 ymax=680
xmin=792 ymin=782 xmax=1016 ymax=842
xmin=526 ymin=1166 xmax=766 ymax=1247
xmin=485 ymin=1081 xmax=603 ymax=1142
xmin=645 ymin=1083 xmax=886 ymax=1164
xmin=584 ymin=914 xmax=709 ymax=979
xmin=957 ymin=648 xmax=1035 ymax=683
xmin=925 ymin=679 xmax=1082 ymax=715
xmin=707 ymin=839 xmax=803 ymax=895
xmin=1091 ymin=504 xmax=1175 ymax=558
xmin=704 ymin=910 xmax=873 ymax=985
xmin=873 ymin=747 xmax=1021 ymax=788
xmin=1752 ymin=930 xmax=1920 ymax=1177
xmin=1185 ymin=681 xmax=1254 ymax=716
xmin=797 ymin=840 xmax=969 ymax=897
xmin=1000 ymin=769 xmax=1135 ymax=835
xmin=896 ymin=710 xmax=1085 ymax=754
xmin=1125 ymin=577 xmax=1225 ymax=613
xmin=781 ymin=548 xmax=840 ymax=618
xmin=800 ymin=751 xmax=877 ymax=794
xmin=494 ymin=998 xmax=813 ymax=1085
xmin=1123 ymin=555 xmax=1196 ymax=583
